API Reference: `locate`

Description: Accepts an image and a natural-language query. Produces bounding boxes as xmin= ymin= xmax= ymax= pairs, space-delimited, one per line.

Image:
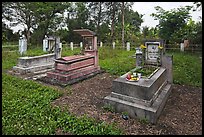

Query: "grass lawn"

xmin=2 ymin=44 xmax=202 ymax=135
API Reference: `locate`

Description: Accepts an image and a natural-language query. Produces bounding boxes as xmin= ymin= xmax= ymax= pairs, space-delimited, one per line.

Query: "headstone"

xmin=145 ymin=42 xmax=161 ymax=65
xmin=100 ymin=42 xmax=103 ymax=47
xmin=180 ymin=43 xmax=184 ymax=52
xmin=70 ymin=42 xmax=74 ymax=50
xmin=80 ymin=42 xmax=83 ymax=48
xmin=112 ymin=42 xmax=115 ymax=49
xmin=135 ymin=47 xmax=143 ymax=67
xmin=126 ymin=42 xmax=130 ymax=51
xmin=19 ymin=36 xmax=27 ymax=55
xmin=43 ymin=39 xmax=48 ymax=52
xmin=55 ymin=37 xmax=61 ymax=59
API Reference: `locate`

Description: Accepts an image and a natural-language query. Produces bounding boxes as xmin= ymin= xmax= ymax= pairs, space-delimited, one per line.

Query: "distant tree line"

xmin=2 ymin=2 xmax=202 ymax=47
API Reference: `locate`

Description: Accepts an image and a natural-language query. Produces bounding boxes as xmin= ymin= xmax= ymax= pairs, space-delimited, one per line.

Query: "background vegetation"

xmin=2 ymin=2 xmax=202 ymax=48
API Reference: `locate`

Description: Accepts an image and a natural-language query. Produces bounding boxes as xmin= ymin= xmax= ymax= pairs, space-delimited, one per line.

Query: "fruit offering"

xmin=126 ymin=72 xmax=139 ymax=81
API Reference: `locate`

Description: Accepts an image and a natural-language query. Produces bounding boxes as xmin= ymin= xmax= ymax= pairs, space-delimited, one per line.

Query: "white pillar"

xmin=80 ymin=42 xmax=83 ymax=48
xmin=112 ymin=42 xmax=115 ymax=49
xmin=126 ymin=42 xmax=130 ymax=51
xmin=43 ymin=39 xmax=48 ymax=52
xmin=100 ymin=42 xmax=103 ymax=47
xmin=70 ymin=42 xmax=73 ymax=50
xmin=19 ymin=38 xmax=27 ymax=55
xmin=180 ymin=43 xmax=184 ymax=52
xmin=55 ymin=37 xmax=61 ymax=59
xmin=19 ymin=38 xmax=22 ymax=53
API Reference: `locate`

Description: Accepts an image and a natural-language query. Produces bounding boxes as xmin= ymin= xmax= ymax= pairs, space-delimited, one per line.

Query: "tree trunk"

xmin=111 ymin=2 xmax=116 ymax=44
xmin=96 ymin=2 xmax=102 ymax=41
xmin=122 ymin=2 xmax=125 ymax=48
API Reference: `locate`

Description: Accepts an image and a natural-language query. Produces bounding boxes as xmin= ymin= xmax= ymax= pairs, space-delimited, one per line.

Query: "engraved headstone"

xmin=145 ymin=42 xmax=162 ymax=65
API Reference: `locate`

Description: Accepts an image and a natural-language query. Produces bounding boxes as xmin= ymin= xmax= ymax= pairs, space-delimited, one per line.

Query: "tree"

xmin=151 ymin=6 xmax=193 ymax=43
xmin=122 ymin=2 xmax=125 ymax=48
xmin=2 ymin=2 xmax=36 ymax=45
xmin=87 ymin=2 xmax=106 ymax=41
xmin=31 ymin=2 xmax=71 ymax=45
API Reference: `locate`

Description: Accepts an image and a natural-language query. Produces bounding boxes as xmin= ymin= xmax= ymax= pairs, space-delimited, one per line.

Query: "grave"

xmin=42 ymin=29 xmax=101 ymax=86
xmin=43 ymin=35 xmax=56 ymax=52
xmin=104 ymin=39 xmax=173 ymax=124
xmin=12 ymin=37 xmax=62 ymax=78
xmin=19 ymin=35 xmax=27 ymax=55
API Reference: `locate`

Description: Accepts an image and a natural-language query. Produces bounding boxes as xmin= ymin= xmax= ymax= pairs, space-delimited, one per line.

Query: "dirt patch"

xmin=50 ymin=72 xmax=202 ymax=135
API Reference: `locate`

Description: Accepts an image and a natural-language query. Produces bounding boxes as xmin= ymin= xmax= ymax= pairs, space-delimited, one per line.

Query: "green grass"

xmin=2 ymin=73 xmax=123 ymax=135
xmin=166 ymin=51 xmax=202 ymax=87
xmin=99 ymin=47 xmax=136 ymax=76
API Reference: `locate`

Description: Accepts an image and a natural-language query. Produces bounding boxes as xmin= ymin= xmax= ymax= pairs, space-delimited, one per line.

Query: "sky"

xmin=132 ymin=2 xmax=202 ymax=28
xmin=7 ymin=2 xmax=202 ymax=33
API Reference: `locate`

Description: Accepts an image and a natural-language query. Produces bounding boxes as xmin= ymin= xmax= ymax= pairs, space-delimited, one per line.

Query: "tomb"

xmin=12 ymin=37 xmax=62 ymax=78
xmin=42 ymin=29 xmax=101 ymax=86
xmin=104 ymin=39 xmax=173 ymax=124
xmin=43 ymin=35 xmax=56 ymax=52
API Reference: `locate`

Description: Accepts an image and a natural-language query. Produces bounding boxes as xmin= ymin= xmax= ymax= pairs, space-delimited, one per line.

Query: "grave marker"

xmin=19 ymin=35 xmax=27 ymax=55
xmin=126 ymin=42 xmax=130 ymax=51
xmin=112 ymin=42 xmax=115 ymax=49
xmin=70 ymin=42 xmax=74 ymax=50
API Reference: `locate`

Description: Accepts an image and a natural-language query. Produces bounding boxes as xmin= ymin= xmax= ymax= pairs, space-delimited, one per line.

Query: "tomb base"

xmin=39 ymin=54 xmax=101 ymax=86
xmin=104 ymin=67 xmax=172 ymax=124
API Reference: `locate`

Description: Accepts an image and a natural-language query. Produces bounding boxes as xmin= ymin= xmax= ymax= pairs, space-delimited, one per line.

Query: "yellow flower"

xmin=140 ymin=44 xmax=146 ymax=49
xmin=158 ymin=45 xmax=163 ymax=49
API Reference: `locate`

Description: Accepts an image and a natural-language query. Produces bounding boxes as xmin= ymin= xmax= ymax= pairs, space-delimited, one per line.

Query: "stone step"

xmin=13 ymin=63 xmax=54 ymax=75
xmin=47 ymin=66 xmax=99 ymax=82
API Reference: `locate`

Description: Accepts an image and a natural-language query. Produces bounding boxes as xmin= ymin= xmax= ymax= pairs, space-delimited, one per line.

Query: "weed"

xmin=138 ymin=117 xmax=149 ymax=124
xmin=102 ymin=104 xmax=115 ymax=113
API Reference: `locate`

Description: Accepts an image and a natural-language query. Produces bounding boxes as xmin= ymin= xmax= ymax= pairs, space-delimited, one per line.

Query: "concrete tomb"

xmin=43 ymin=29 xmax=101 ymax=86
xmin=104 ymin=39 xmax=173 ymax=124
xmin=13 ymin=37 xmax=62 ymax=77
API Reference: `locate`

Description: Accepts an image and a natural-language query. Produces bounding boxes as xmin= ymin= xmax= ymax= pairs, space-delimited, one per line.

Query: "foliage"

xmin=2 ymin=22 xmax=19 ymax=42
xmin=166 ymin=51 xmax=202 ymax=87
xmin=99 ymin=47 xmax=136 ymax=76
xmin=2 ymin=73 xmax=123 ymax=135
xmin=151 ymin=6 xmax=193 ymax=43
xmin=102 ymin=104 xmax=115 ymax=113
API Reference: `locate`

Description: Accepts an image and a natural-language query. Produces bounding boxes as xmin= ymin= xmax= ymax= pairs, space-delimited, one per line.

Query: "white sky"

xmin=132 ymin=2 xmax=202 ymax=28
xmin=7 ymin=2 xmax=202 ymax=33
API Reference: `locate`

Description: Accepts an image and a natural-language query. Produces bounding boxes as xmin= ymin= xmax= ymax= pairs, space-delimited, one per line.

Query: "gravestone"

xmin=19 ymin=35 xmax=27 ymax=55
xmin=100 ymin=42 xmax=103 ymax=47
xmin=43 ymin=35 xmax=56 ymax=52
xmin=126 ymin=42 xmax=130 ymax=51
xmin=112 ymin=42 xmax=115 ymax=49
xmin=135 ymin=47 xmax=143 ymax=67
xmin=180 ymin=43 xmax=184 ymax=52
xmin=104 ymin=39 xmax=173 ymax=124
xmin=70 ymin=42 xmax=74 ymax=50
xmin=80 ymin=42 xmax=83 ymax=48
xmin=145 ymin=41 xmax=162 ymax=66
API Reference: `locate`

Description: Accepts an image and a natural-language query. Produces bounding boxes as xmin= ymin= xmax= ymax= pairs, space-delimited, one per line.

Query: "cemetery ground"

xmin=2 ymin=45 xmax=202 ymax=135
